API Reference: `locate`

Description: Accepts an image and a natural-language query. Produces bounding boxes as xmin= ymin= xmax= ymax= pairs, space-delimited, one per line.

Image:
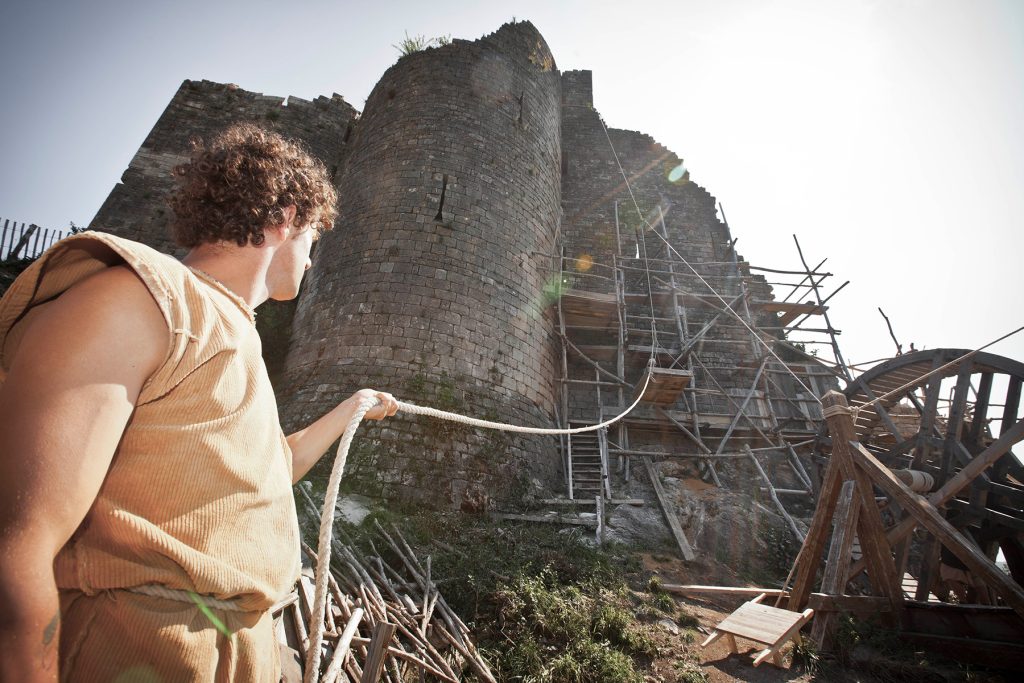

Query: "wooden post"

xmin=810 ymin=480 xmax=859 ymax=649
xmin=821 ymin=392 xmax=902 ymax=613
xmin=557 ymin=247 xmax=572 ymax=499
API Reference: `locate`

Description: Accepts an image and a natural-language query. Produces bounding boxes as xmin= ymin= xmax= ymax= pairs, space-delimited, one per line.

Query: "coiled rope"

xmin=303 ymin=365 xmax=655 ymax=680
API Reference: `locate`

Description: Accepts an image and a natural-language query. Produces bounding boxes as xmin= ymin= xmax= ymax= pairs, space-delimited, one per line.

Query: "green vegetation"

xmin=333 ymin=511 xmax=657 ymax=682
xmin=393 ymin=31 xmax=452 ymax=56
xmin=674 ymin=658 xmax=709 ymax=683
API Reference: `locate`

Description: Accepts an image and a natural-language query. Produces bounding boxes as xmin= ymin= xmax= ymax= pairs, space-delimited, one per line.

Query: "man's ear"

xmin=266 ymin=206 xmax=298 ymax=243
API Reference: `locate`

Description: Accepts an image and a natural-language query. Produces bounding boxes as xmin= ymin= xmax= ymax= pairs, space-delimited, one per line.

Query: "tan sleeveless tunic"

xmin=0 ymin=232 xmax=301 ymax=679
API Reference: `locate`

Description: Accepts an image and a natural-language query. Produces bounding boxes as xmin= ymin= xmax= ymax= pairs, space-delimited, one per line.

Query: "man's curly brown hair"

xmin=169 ymin=123 xmax=337 ymax=248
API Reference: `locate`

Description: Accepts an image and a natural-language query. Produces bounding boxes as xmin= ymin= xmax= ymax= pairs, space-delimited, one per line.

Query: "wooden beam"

xmin=823 ymin=393 xmax=902 ymax=611
xmin=850 ymin=441 xmax=1024 ymax=619
xmin=807 ymin=593 xmax=892 ymax=613
xmin=663 ymin=585 xmax=787 ymax=598
xmin=788 ymin=439 xmax=845 ymax=611
xmin=810 ymin=479 xmax=859 ymax=648
xmin=849 ymin=418 xmax=1024 ymax=579
xmin=643 ymin=457 xmax=695 ymax=561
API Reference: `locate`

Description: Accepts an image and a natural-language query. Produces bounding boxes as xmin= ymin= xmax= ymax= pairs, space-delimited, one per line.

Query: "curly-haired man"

xmin=0 ymin=123 xmax=397 ymax=681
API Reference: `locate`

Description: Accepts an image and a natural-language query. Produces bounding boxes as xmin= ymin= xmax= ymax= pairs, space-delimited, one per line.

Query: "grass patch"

xmin=337 ymin=511 xmax=653 ymax=682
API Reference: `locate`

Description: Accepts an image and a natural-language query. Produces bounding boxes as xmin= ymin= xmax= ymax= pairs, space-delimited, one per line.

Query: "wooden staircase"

xmin=567 ymin=426 xmax=611 ymax=500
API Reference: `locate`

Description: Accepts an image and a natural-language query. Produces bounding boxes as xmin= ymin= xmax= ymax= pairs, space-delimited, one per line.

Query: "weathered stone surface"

xmin=84 ymin=21 xmax=823 ymax=518
xmin=90 ymin=80 xmax=357 ymax=255
xmin=279 ymin=22 xmax=563 ymax=509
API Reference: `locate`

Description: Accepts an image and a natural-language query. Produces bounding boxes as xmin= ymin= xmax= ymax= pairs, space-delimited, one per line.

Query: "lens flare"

xmin=540 ymin=273 xmax=572 ymax=307
xmin=576 ymin=253 xmax=593 ymax=272
xmin=668 ymin=162 xmax=687 ymax=183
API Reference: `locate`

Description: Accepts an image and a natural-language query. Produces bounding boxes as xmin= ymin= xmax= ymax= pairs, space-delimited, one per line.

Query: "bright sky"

xmin=2 ymin=0 xmax=1022 ymax=372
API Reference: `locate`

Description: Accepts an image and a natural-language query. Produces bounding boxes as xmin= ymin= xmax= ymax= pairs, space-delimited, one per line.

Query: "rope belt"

xmin=125 ymin=584 xmax=247 ymax=612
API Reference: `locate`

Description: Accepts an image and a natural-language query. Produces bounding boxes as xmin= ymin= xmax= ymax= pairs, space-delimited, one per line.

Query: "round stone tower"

xmin=280 ymin=22 xmax=562 ymax=508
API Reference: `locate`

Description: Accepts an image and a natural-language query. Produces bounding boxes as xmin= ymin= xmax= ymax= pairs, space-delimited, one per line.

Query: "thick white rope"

xmin=303 ymin=365 xmax=655 ymax=680
xmin=304 ymin=396 xmax=376 ymax=682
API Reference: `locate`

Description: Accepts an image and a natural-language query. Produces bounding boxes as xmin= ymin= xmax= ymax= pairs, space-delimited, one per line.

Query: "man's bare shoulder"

xmin=10 ymin=264 xmax=168 ymax=384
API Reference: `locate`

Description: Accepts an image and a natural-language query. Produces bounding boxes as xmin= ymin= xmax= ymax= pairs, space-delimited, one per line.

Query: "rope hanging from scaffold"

xmin=303 ymin=363 xmax=656 ymax=681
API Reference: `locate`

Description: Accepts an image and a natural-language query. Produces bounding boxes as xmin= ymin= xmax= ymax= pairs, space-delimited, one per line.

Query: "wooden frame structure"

xmin=549 ymin=200 xmax=847 ymax=559
xmin=787 ymin=388 xmax=1024 ymax=663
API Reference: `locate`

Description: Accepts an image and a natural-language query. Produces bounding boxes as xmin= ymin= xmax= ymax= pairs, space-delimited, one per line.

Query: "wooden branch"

xmin=643 ymin=457 xmax=695 ymax=561
xmin=745 ymin=445 xmax=804 ymax=542
xmin=359 ymin=622 xmax=398 ymax=683
xmin=850 ymin=441 xmax=1024 ymax=619
xmin=321 ymin=607 xmax=364 ymax=683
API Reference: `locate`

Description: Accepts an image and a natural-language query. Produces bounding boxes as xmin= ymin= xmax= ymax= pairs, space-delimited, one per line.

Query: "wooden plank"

xmin=359 ymin=622 xmax=397 ymax=683
xmin=850 ymin=441 xmax=1024 ymax=619
xmin=662 ymin=585 xmax=787 ymax=598
xmin=716 ymin=602 xmax=808 ymax=642
xmin=642 ymin=457 xmax=695 ymax=561
xmin=633 ymin=366 xmax=692 ymax=405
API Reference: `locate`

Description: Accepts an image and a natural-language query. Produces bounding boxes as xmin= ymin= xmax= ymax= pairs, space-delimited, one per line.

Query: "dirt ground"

xmin=631 ymin=553 xmax=1009 ymax=683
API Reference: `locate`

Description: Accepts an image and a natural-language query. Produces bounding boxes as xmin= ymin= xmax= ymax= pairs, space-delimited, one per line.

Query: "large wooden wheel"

xmin=836 ymin=349 xmax=1024 ymax=592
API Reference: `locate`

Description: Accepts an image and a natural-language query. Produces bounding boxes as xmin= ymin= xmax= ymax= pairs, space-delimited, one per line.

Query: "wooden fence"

xmin=0 ymin=218 xmax=69 ymax=261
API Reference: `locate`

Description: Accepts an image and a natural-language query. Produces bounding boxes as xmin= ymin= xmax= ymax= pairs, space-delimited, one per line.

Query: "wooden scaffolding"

xmin=550 ymin=200 xmax=850 ymax=558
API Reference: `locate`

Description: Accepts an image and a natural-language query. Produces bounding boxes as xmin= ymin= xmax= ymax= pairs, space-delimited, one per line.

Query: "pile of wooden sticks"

xmin=276 ymin=510 xmax=495 ymax=683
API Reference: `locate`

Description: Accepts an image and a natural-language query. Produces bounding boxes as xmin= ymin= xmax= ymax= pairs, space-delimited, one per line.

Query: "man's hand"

xmin=352 ymin=388 xmax=399 ymax=421
xmin=288 ymin=388 xmax=400 ymax=482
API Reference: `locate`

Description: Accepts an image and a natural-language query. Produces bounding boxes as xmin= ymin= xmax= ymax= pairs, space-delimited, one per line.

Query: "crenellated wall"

xmin=90 ymin=80 xmax=357 ymax=255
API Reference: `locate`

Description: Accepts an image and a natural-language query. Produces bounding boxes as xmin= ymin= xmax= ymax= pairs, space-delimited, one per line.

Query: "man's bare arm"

xmin=287 ymin=389 xmax=398 ymax=483
xmin=0 ymin=266 xmax=165 ymax=682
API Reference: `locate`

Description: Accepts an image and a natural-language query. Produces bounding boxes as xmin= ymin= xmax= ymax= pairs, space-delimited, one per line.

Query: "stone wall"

xmin=90 ymin=80 xmax=357 ymax=255
xmin=81 ymin=23 xmax=820 ymax=509
xmin=277 ymin=22 xmax=563 ymax=508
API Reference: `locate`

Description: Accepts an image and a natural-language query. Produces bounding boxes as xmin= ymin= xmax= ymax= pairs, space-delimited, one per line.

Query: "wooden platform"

xmin=633 ymin=367 xmax=692 ymax=405
xmin=702 ymin=593 xmax=815 ymax=667
xmin=560 ymin=289 xmax=618 ymax=330
xmin=750 ymin=300 xmax=826 ymax=326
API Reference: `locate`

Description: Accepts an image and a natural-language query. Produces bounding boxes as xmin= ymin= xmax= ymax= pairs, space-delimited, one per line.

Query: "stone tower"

xmin=87 ymin=21 xmax=825 ymax=516
xmin=277 ymin=22 xmax=563 ymax=506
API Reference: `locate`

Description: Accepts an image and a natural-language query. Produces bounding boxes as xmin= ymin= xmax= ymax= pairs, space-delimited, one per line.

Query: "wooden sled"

xmin=700 ymin=592 xmax=814 ymax=667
